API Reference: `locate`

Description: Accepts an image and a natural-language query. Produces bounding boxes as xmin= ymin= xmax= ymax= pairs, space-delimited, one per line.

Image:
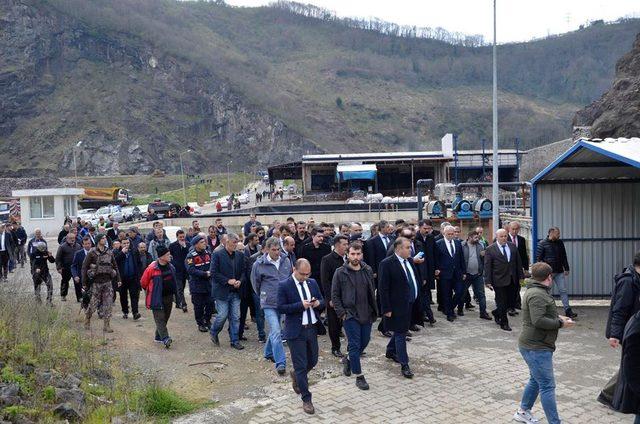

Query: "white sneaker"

xmin=513 ymin=409 xmax=540 ymax=423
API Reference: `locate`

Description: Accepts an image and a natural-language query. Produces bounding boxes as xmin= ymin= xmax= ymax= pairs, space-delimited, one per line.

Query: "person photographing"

xmin=513 ymin=262 xmax=575 ymax=424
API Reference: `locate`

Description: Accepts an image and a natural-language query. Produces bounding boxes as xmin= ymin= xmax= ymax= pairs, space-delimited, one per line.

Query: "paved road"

xmin=177 ymin=299 xmax=627 ymax=423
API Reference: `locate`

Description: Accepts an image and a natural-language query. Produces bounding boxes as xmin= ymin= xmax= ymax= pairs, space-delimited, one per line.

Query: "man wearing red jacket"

xmin=140 ymin=245 xmax=177 ymax=348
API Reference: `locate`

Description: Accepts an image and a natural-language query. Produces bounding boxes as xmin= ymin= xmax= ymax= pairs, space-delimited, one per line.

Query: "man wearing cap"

xmin=141 ymin=244 xmax=177 ymax=348
xmin=82 ymin=233 xmax=121 ymax=333
xmin=186 ymin=234 xmax=213 ymax=332
xmin=30 ymin=241 xmax=56 ymax=304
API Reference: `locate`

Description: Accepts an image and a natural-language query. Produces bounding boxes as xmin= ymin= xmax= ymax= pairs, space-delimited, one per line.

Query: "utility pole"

xmin=73 ymin=140 xmax=83 ymax=188
xmin=179 ymin=149 xmax=192 ymax=206
xmin=227 ymin=160 xmax=233 ymax=195
xmin=492 ymin=0 xmax=500 ymax=232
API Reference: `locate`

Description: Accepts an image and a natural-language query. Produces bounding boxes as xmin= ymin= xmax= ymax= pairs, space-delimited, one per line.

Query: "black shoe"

xmin=123 ymin=313 xmax=128 ymax=319
xmin=182 ymin=306 xmax=188 ymax=313
xmin=360 ymin=351 xmax=367 ymax=357
xmin=428 ymin=318 xmax=437 ymax=326
xmin=198 ymin=325 xmax=208 ymax=332
xmin=355 ymin=375 xmax=369 ymax=390
xmin=491 ymin=310 xmax=500 ymax=325
xmin=342 ymin=357 xmax=351 ymax=376
xmin=276 ymin=366 xmax=286 ymax=376
xmin=405 ymin=336 xmax=412 ymax=342
xmin=447 ymin=316 xmax=455 ymax=322
xmin=409 ymin=325 xmax=420 ymax=332
xmin=133 ymin=313 xmax=141 ymax=321
xmin=380 ymin=331 xmax=392 ymax=338
xmin=457 ymin=308 xmax=464 ymax=317
xmin=500 ymin=323 xmax=512 ymax=331
xmin=406 ymin=331 xmax=413 ymax=338
xmin=385 ymin=352 xmax=400 ymax=363
xmin=437 ymin=306 xmax=443 ymax=312
xmin=430 ymin=300 xmax=435 ymax=305
xmin=231 ymin=342 xmax=244 ymax=350
xmin=259 ymin=336 xmax=266 ymax=343
xmin=244 ymin=324 xmax=249 ymax=330
xmin=401 ymin=365 xmax=414 ymax=379
xmin=480 ymin=312 xmax=492 ymax=320
xmin=332 ymin=349 xmax=344 ymax=358
xmin=508 ymin=308 xmax=518 ymax=316
xmin=339 ymin=331 xmax=345 ymax=338
xmin=211 ymin=332 xmax=220 ymax=346
xmin=265 ymin=356 xmax=275 ymax=363
xmin=465 ymin=303 xmax=476 ymax=310
xmin=565 ymin=308 xmax=578 ymax=319
xmin=239 ymin=336 xmax=248 ymax=341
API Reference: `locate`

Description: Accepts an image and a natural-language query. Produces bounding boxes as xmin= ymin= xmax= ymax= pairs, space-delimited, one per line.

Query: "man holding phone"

xmin=513 ymin=262 xmax=575 ymax=424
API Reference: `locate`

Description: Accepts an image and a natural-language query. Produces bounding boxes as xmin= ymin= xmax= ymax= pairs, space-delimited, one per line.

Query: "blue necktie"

xmin=502 ymin=244 xmax=508 ymax=260
xmin=403 ymin=260 xmax=417 ymax=301
xmin=299 ymin=282 xmax=313 ymax=324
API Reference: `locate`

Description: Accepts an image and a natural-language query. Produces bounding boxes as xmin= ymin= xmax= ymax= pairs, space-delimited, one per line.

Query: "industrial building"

xmin=531 ymin=138 xmax=640 ymax=297
xmin=268 ymin=135 xmax=523 ymax=196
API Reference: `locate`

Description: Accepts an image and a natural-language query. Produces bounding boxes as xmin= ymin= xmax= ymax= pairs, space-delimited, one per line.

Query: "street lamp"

xmin=179 ymin=149 xmax=192 ymax=206
xmin=226 ymin=160 xmax=233 ymax=196
xmin=73 ymin=140 xmax=83 ymax=188
xmin=491 ymin=0 xmax=500 ymax=232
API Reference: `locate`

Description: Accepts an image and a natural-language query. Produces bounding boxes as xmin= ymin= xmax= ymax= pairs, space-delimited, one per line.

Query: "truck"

xmin=79 ymin=187 xmax=131 ymax=208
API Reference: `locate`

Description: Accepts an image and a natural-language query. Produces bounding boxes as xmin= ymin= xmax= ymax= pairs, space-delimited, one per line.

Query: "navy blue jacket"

xmin=169 ymin=240 xmax=189 ymax=279
xmin=434 ymin=238 xmax=466 ymax=280
xmin=210 ymin=248 xmax=246 ymax=301
xmin=277 ymin=276 xmax=325 ymax=340
xmin=185 ymin=248 xmax=211 ymax=294
xmin=71 ymin=248 xmax=90 ymax=284
xmin=379 ymin=254 xmax=419 ymax=332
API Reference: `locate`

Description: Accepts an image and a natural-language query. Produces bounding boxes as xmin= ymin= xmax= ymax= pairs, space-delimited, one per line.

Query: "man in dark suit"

xmin=508 ymin=221 xmax=529 ymax=312
xmin=434 ymin=226 xmax=466 ymax=322
xmin=320 ymin=235 xmax=349 ymax=358
xmin=169 ymin=229 xmax=190 ymax=313
xmin=0 ymin=223 xmax=15 ymax=281
xmin=484 ymin=229 xmax=524 ymax=331
xmin=278 ymin=259 xmax=325 ymax=415
xmin=210 ymin=233 xmax=246 ymax=350
xmin=379 ymin=237 xmax=419 ymax=379
xmin=71 ymin=236 xmax=93 ymax=307
xmin=114 ymin=238 xmax=141 ymax=320
xmin=106 ymin=222 xmax=121 ymax=242
xmin=415 ymin=219 xmax=437 ymax=318
xmin=299 ymin=227 xmax=331 ymax=292
xmin=364 ymin=220 xmax=395 ymax=336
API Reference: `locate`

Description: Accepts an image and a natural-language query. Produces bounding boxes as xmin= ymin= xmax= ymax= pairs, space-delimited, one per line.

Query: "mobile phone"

xmin=416 ymin=252 xmax=424 ymax=259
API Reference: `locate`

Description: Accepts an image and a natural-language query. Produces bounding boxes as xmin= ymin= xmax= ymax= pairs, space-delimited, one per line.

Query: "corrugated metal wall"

xmin=535 ymin=182 xmax=640 ymax=296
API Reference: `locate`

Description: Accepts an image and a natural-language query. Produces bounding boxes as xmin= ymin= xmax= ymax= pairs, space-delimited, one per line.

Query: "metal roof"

xmin=12 ymin=188 xmax=84 ymax=197
xmin=531 ymin=138 xmax=640 ymax=183
xmin=302 ymin=149 xmax=519 ymax=164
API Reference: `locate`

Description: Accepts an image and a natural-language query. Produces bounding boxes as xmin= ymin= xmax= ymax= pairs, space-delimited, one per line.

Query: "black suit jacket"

xmin=509 ymin=234 xmax=529 ymax=268
xmin=364 ymin=235 xmax=391 ymax=275
xmin=379 ymin=255 xmax=419 ymax=332
xmin=483 ymin=242 xmax=524 ymax=288
xmin=434 ymin=238 xmax=466 ymax=280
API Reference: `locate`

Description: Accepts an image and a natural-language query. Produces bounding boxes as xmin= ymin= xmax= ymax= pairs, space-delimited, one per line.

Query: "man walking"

xmin=71 ymin=236 xmax=93 ymax=307
xmin=82 ymin=233 xmax=121 ymax=333
xmin=434 ymin=226 xmax=466 ymax=322
xmin=536 ymin=227 xmax=577 ymax=318
xmin=243 ymin=214 xmax=262 ymax=237
xmin=320 ymin=234 xmax=349 ymax=358
xmin=140 ymin=245 xmax=177 ymax=348
xmin=210 ymin=233 xmax=246 ymax=350
xmin=379 ymin=237 xmax=418 ymax=378
xmin=484 ymin=229 xmax=524 ymax=331
xmin=169 ymin=229 xmax=190 ymax=313
xmin=509 ymin=221 xmax=529 ymax=312
xmin=251 ymin=237 xmax=293 ymax=374
xmin=0 ymin=224 xmax=15 ymax=281
xmin=114 ymin=238 xmax=141 ymax=320
xmin=365 ymin=220 xmax=395 ymax=336
xmin=462 ymin=231 xmax=491 ymax=321
xmin=300 ymin=227 xmax=331 ymax=290
xmin=30 ymin=242 xmax=56 ymax=304
xmin=278 ymin=259 xmax=325 ymax=415
xmin=55 ymin=232 xmax=81 ymax=302
xmin=332 ymin=242 xmax=377 ymax=390
xmin=513 ymin=262 xmax=574 ymax=424
xmin=186 ymin=235 xmax=213 ymax=332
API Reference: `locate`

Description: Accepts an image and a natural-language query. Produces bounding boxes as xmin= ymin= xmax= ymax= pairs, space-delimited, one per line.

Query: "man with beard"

xmin=169 ymin=229 xmax=190 ymax=313
xmin=55 ymin=232 xmax=81 ymax=302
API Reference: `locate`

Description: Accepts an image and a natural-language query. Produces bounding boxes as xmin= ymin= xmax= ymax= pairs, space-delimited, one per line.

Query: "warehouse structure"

xmin=531 ymin=138 xmax=640 ymax=297
xmin=269 ymin=136 xmax=522 ymax=196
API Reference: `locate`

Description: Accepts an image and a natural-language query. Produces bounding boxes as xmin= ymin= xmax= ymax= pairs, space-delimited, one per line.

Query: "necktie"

xmin=410 ymin=244 xmax=415 ymax=256
xmin=512 ymin=235 xmax=517 ymax=247
xmin=403 ymin=260 xmax=417 ymax=300
xmin=382 ymin=236 xmax=388 ymax=249
xmin=299 ymin=282 xmax=314 ymax=324
xmin=449 ymin=240 xmax=455 ymax=256
xmin=502 ymin=244 xmax=508 ymax=259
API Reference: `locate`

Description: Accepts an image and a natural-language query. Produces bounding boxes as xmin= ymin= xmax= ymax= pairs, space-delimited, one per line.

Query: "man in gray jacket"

xmin=462 ymin=230 xmax=491 ymax=321
xmin=251 ymin=236 xmax=293 ymax=375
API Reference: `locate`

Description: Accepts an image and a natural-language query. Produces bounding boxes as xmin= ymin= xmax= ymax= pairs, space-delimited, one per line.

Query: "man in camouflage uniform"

xmin=31 ymin=241 xmax=56 ymax=305
xmin=81 ymin=233 xmax=121 ymax=332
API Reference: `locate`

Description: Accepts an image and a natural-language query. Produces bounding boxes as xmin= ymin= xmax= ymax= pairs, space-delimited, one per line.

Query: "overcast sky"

xmin=224 ymin=0 xmax=640 ymax=43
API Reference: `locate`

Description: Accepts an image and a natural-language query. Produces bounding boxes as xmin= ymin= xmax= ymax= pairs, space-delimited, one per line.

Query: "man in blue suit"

xmin=434 ymin=225 xmax=467 ymax=322
xmin=379 ymin=237 xmax=419 ymax=379
xmin=71 ymin=236 xmax=93 ymax=308
xmin=277 ymin=258 xmax=325 ymax=415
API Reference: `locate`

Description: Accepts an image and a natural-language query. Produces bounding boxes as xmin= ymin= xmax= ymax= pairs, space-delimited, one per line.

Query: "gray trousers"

xmin=153 ymin=294 xmax=174 ymax=339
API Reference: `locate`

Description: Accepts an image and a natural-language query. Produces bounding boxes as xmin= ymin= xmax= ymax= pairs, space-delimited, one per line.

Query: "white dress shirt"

xmin=395 ymin=253 xmax=418 ymax=300
xmin=446 ymin=238 xmax=456 ymax=256
xmin=292 ymin=274 xmax=317 ymax=325
xmin=0 ymin=232 xmax=5 ymax=251
xmin=498 ymin=242 xmax=511 ymax=262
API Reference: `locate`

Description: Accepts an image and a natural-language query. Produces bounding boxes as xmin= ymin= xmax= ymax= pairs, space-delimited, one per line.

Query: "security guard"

xmin=31 ymin=242 xmax=56 ymax=305
xmin=186 ymin=235 xmax=213 ymax=332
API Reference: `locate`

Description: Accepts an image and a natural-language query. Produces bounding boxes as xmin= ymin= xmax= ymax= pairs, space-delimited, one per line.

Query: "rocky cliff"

xmin=0 ymin=0 xmax=318 ymax=176
xmin=573 ymin=34 xmax=640 ymax=138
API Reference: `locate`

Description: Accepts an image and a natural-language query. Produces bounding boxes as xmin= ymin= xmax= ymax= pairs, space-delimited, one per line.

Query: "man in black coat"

xmin=484 ymin=229 xmax=524 ymax=331
xmin=379 ymin=237 xmax=419 ymax=379
xmin=415 ymin=219 xmax=437 ymax=310
xmin=299 ymin=227 xmax=331 ymax=292
xmin=434 ymin=226 xmax=466 ymax=322
xmin=169 ymin=229 xmax=190 ymax=313
xmin=536 ymin=226 xmax=576 ymax=318
xmin=107 ymin=222 xmax=121 ymax=242
xmin=0 ymin=223 xmax=15 ymax=281
xmin=611 ymin=309 xmax=640 ymax=421
xmin=114 ymin=238 xmax=141 ymax=320
xmin=320 ymin=235 xmax=349 ymax=358
xmin=364 ymin=220 xmax=395 ymax=336
xmin=508 ymin=221 xmax=529 ymax=311
xmin=55 ymin=232 xmax=81 ymax=302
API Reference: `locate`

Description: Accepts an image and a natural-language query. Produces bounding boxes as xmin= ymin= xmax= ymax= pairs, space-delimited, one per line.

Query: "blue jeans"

xmin=343 ymin=318 xmax=372 ymax=375
xmin=464 ymin=274 xmax=487 ymax=313
xmin=552 ymin=273 xmax=570 ymax=310
xmin=210 ymin=292 xmax=241 ymax=344
xmin=519 ymin=348 xmax=561 ymax=424
xmin=263 ymin=307 xmax=286 ymax=368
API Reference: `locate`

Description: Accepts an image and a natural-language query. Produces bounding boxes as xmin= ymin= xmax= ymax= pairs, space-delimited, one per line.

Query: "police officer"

xmin=186 ymin=235 xmax=213 ymax=332
xmin=82 ymin=233 xmax=121 ymax=333
xmin=31 ymin=242 xmax=56 ymax=305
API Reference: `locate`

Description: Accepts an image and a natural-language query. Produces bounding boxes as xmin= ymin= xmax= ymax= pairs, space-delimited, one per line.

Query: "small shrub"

xmin=42 ymin=386 xmax=55 ymax=402
xmin=138 ymin=386 xmax=197 ymax=417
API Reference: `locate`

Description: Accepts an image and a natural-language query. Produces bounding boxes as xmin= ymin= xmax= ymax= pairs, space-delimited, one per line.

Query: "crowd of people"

xmin=1 ymin=212 xmax=639 ymax=422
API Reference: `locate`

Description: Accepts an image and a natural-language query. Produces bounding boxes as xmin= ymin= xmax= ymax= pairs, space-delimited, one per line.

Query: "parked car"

xmin=92 ymin=205 xmax=124 ymax=224
xmin=149 ymin=200 xmax=180 ymax=219
xmin=76 ymin=208 xmax=97 ymax=221
xmin=237 ymin=194 xmax=249 ymax=204
xmin=121 ymin=206 xmax=143 ymax=222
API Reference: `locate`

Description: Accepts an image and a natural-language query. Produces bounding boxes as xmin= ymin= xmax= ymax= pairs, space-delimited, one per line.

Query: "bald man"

xmin=484 ymin=229 xmax=524 ymax=331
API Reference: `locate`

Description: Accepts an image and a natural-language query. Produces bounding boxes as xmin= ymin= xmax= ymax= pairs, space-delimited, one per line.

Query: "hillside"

xmin=1 ymin=0 xmax=639 ymax=176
